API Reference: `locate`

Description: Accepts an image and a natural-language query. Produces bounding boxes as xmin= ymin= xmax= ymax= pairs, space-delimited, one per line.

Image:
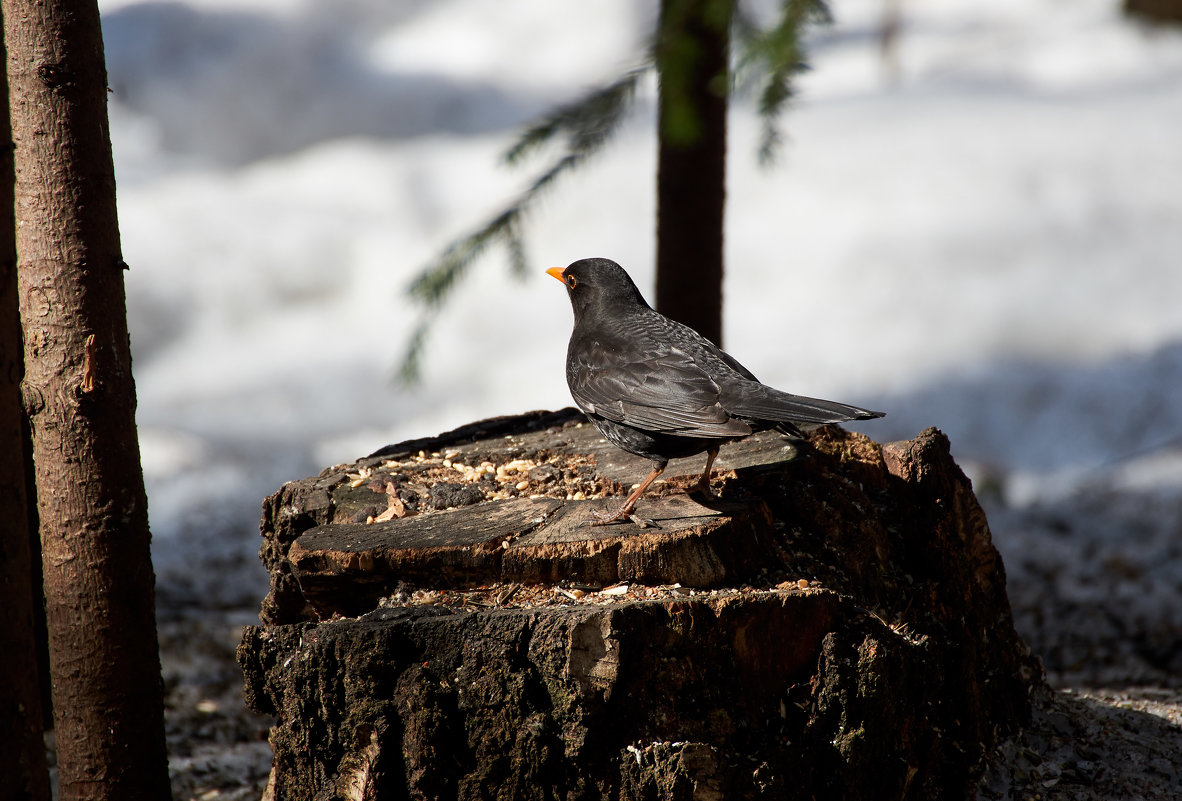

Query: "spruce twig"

xmin=736 ymin=0 xmax=831 ymax=165
xmin=398 ymin=67 xmax=649 ymax=384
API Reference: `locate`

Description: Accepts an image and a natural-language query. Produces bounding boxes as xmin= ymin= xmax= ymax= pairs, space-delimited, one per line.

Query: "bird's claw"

xmin=580 ymin=509 xmax=624 ymax=527
xmin=685 ymin=482 xmax=719 ymax=502
xmin=580 ymin=509 xmax=659 ymax=529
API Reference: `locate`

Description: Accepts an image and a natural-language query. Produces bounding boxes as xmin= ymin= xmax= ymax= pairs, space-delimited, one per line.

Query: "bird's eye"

xmin=566 ymin=275 xmax=578 ymax=289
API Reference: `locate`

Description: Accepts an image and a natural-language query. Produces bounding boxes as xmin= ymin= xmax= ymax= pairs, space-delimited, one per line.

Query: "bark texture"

xmin=0 ymin=10 xmax=49 ymax=795
xmin=241 ymin=411 xmax=1037 ymax=800
xmin=654 ymin=0 xmax=731 ymax=346
xmin=4 ymin=1 xmax=170 ymax=798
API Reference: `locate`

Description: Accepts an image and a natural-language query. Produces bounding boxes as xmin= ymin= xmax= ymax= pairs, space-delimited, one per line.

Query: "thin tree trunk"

xmin=3 ymin=1 xmax=171 ymax=798
xmin=1125 ymin=0 xmax=1182 ymax=23
xmin=654 ymin=0 xmax=732 ymax=347
xmin=0 ymin=8 xmax=50 ymax=795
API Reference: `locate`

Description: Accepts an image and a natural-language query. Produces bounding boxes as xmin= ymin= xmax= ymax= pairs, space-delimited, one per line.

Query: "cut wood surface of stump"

xmin=238 ymin=408 xmax=1039 ymax=800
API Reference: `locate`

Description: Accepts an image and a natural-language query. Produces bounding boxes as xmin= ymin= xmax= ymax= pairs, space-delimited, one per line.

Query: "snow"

xmin=101 ymin=0 xmax=1182 ymax=665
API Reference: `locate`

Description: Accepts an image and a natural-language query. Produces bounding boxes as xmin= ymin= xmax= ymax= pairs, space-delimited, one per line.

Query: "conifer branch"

xmin=737 ymin=0 xmax=831 ymax=165
xmin=397 ymin=66 xmax=650 ymax=384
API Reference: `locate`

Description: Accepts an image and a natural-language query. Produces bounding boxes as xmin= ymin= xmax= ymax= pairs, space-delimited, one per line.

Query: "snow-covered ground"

xmin=102 ymin=0 xmax=1182 ymax=680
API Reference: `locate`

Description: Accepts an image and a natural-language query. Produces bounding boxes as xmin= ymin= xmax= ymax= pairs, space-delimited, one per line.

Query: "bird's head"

xmin=546 ymin=258 xmax=650 ymax=322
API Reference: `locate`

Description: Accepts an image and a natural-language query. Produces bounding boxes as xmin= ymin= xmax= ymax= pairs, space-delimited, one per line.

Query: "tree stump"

xmin=238 ymin=408 xmax=1037 ymax=800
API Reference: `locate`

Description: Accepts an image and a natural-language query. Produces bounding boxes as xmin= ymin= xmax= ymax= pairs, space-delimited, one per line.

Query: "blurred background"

xmin=101 ymin=0 xmax=1181 ymax=687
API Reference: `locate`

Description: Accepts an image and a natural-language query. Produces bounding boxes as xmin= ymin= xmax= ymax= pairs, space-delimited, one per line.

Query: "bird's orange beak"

xmin=545 ymin=266 xmax=566 ymax=283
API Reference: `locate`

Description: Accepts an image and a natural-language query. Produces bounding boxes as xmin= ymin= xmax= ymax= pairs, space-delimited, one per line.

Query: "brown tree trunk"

xmin=1125 ymin=0 xmax=1182 ymax=23
xmin=654 ymin=0 xmax=732 ymax=347
xmin=0 ymin=9 xmax=50 ymax=795
xmin=3 ymin=1 xmax=171 ymax=799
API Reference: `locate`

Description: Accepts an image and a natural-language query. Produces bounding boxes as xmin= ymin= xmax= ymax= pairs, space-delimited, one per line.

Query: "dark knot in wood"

xmin=36 ymin=63 xmax=70 ymax=89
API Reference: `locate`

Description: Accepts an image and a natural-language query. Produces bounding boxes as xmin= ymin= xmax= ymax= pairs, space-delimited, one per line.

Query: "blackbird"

xmin=547 ymin=257 xmax=884 ymax=526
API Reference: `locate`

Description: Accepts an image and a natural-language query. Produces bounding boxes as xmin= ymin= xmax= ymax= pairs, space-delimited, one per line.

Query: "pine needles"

xmin=737 ymin=0 xmax=831 ymax=165
xmin=397 ymin=68 xmax=648 ymax=383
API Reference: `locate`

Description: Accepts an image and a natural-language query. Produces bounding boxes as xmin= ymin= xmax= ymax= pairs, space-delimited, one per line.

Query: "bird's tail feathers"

xmin=727 ymin=383 xmax=884 ymax=426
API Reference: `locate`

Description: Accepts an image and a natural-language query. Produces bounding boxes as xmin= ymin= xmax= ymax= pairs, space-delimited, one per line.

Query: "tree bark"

xmin=0 ymin=8 xmax=49 ymax=795
xmin=654 ymin=0 xmax=732 ymax=347
xmin=3 ymin=1 xmax=170 ymax=799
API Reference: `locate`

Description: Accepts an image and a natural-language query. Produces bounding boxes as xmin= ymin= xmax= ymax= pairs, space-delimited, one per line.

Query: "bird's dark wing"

xmin=568 ymin=343 xmax=752 ymax=439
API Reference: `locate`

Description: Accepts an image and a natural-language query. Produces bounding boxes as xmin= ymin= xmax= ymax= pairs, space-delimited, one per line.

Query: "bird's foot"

xmin=580 ymin=508 xmax=627 ymax=527
xmin=684 ymin=479 xmax=719 ymax=503
xmin=581 ymin=507 xmax=659 ymax=529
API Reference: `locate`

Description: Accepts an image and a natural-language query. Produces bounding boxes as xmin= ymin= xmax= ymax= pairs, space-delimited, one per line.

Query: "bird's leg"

xmin=589 ymin=462 xmax=665 ymax=527
xmin=685 ymin=446 xmax=720 ymax=501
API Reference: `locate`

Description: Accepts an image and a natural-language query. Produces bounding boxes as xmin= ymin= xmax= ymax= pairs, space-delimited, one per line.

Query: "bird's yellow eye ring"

xmin=566 ymin=275 xmax=578 ymax=289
